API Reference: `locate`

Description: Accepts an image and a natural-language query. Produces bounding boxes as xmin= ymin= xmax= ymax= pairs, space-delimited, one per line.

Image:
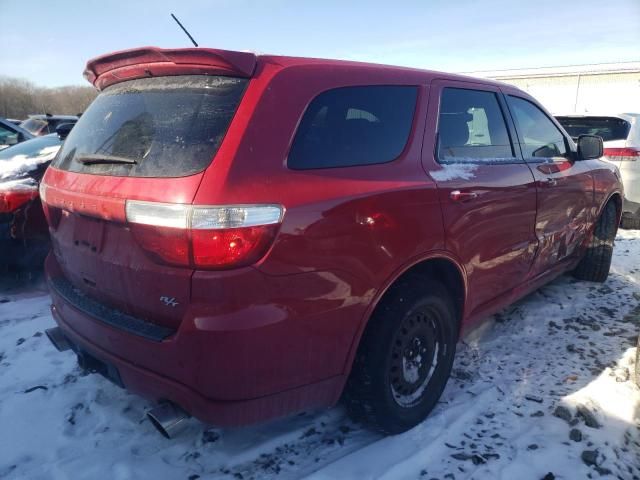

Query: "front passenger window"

xmin=508 ymin=96 xmax=567 ymax=159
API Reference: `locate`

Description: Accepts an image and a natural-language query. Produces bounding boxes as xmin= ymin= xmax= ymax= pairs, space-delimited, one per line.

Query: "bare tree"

xmin=0 ymin=76 xmax=98 ymax=120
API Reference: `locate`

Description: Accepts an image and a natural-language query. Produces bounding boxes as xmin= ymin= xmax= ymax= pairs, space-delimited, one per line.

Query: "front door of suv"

xmin=505 ymin=94 xmax=594 ymax=278
xmin=423 ymin=81 xmax=538 ymax=318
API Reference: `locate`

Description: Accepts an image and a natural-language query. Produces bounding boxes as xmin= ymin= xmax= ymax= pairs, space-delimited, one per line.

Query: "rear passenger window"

xmin=437 ymin=88 xmax=514 ymax=162
xmin=288 ymin=86 xmax=418 ymax=169
xmin=508 ymin=96 xmax=568 ymax=159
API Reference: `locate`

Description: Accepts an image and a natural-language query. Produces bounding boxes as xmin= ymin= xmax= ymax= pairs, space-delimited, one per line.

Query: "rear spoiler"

xmin=84 ymin=46 xmax=257 ymax=90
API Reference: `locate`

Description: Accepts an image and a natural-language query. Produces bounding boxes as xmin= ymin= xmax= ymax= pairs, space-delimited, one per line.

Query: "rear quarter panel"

xmin=192 ymin=64 xmax=447 ymax=385
xmin=194 ymin=63 xmax=444 ymax=285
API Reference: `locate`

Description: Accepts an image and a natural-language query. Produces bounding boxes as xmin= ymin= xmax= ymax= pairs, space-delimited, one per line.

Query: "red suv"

xmin=41 ymin=47 xmax=622 ymax=437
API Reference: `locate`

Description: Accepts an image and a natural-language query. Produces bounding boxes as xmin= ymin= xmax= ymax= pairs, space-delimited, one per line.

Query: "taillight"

xmin=604 ymin=148 xmax=640 ymax=161
xmin=129 ymin=223 xmax=191 ymax=265
xmin=125 ymin=201 xmax=284 ymax=269
xmin=0 ymin=180 xmax=39 ymax=213
xmin=191 ymin=225 xmax=280 ymax=268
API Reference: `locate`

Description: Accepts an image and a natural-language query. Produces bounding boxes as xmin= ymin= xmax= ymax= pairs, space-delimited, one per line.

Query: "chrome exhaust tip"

xmin=45 ymin=327 xmax=72 ymax=352
xmin=146 ymin=402 xmax=190 ymax=439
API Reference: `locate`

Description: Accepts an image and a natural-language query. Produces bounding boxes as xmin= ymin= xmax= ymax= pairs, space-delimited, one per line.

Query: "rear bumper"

xmin=50 ymin=306 xmax=342 ymax=426
xmin=45 ymin=253 xmax=364 ymax=427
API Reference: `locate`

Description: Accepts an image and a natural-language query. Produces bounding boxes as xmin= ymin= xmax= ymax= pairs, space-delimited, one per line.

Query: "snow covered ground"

xmin=0 ymin=231 xmax=638 ymax=480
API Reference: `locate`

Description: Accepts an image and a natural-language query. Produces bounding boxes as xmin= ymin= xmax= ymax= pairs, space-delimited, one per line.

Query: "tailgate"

xmin=43 ymin=169 xmax=202 ymax=330
xmin=40 ymin=71 xmax=249 ymax=331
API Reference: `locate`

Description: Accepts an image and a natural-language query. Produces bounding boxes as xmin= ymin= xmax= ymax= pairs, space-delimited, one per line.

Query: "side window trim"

xmin=505 ymin=94 xmax=572 ymax=164
xmin=434 ymin=84 xmax=522 ymax=166
xmin=496 ymin=91 xmax=524 ymax=162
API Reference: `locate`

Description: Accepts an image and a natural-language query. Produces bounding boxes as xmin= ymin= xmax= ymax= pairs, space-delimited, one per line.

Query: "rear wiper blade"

xmin=77 ymin=154 xmax=138 ymax=165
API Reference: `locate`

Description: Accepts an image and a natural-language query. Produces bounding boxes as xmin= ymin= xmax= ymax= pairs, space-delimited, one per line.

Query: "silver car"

xmin=557 ymin=113 xmax=640 ymax=229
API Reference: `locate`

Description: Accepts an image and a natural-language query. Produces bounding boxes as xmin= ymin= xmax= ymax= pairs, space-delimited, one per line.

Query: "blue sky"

xmin=2 ymin=0 xmax=639 ymax=87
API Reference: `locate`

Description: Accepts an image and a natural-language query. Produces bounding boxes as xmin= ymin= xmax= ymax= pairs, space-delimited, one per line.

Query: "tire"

xmin=572 ymin=201 xmax=617 ymax=283
xmin=620 ymin=212 xmax=640 ymax=230
xmin=344 ymin=277 xmax=458 ymax=435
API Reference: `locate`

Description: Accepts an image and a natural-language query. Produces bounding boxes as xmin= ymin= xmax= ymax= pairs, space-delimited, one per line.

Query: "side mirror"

xmin=56 ymin=123 xmax=74 ymax=140
xmin=5 ymin=134 xmax=18 ymax=146
xmin=577 ymin=135 xmax=603 ymax=160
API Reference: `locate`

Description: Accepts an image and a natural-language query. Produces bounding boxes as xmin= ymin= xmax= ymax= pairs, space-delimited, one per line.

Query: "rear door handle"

xmin=450 ymin=190 xmax=478 ymax=202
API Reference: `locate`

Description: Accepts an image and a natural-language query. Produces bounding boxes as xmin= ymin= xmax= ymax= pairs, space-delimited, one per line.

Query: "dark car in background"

xmin=0 ymin=117 xmax=34 ymax=151
xmin=20 ymin=114 xmax=79 ymax=137
xmin=0 ymin=134 xmax=63 ymax=269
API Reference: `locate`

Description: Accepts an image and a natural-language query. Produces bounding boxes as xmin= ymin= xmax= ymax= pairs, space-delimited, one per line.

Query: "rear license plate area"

xmin=72 ymin=215 xmax=105 ymax=254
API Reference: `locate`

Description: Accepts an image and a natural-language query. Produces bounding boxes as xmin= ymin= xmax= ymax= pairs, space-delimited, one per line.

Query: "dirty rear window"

xmin=555 ymin=116 xmax=631 ymax=142
xmin=52 ymin=75 xmax=247 ymax=177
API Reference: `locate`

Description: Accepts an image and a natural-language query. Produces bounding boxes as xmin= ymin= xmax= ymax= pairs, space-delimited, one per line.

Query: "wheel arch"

xmin=342 ymin=252 xmax=467 ymax=379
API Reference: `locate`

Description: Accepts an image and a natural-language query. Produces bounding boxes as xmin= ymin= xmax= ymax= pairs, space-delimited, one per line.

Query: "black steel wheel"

xmin=389 ymin=306 xmax=446 ymax=408
xmin=344 ymin=276 xmax=458 ymax=434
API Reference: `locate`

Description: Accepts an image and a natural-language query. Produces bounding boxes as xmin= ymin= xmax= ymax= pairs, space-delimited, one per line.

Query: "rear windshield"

xmin=556 ymin=116 xmax=631 ymax=142
xmin=52 ymin=75 xmax=248 ymax=177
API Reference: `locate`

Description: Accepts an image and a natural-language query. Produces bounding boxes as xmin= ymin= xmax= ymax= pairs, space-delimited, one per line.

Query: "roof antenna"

xmin=170 ymin=13 xmax=199 ymax=47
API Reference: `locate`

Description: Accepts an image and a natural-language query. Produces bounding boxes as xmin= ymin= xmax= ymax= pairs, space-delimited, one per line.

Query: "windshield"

xmin=556 ymin=116 xmax=631 ymax=142
xmin=52 ymin=75 xmax=248 ymax=178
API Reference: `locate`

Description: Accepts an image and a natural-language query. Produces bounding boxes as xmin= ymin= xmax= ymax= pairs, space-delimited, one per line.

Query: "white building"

xmin=468 ymin=62 xmax=640 ymax=115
